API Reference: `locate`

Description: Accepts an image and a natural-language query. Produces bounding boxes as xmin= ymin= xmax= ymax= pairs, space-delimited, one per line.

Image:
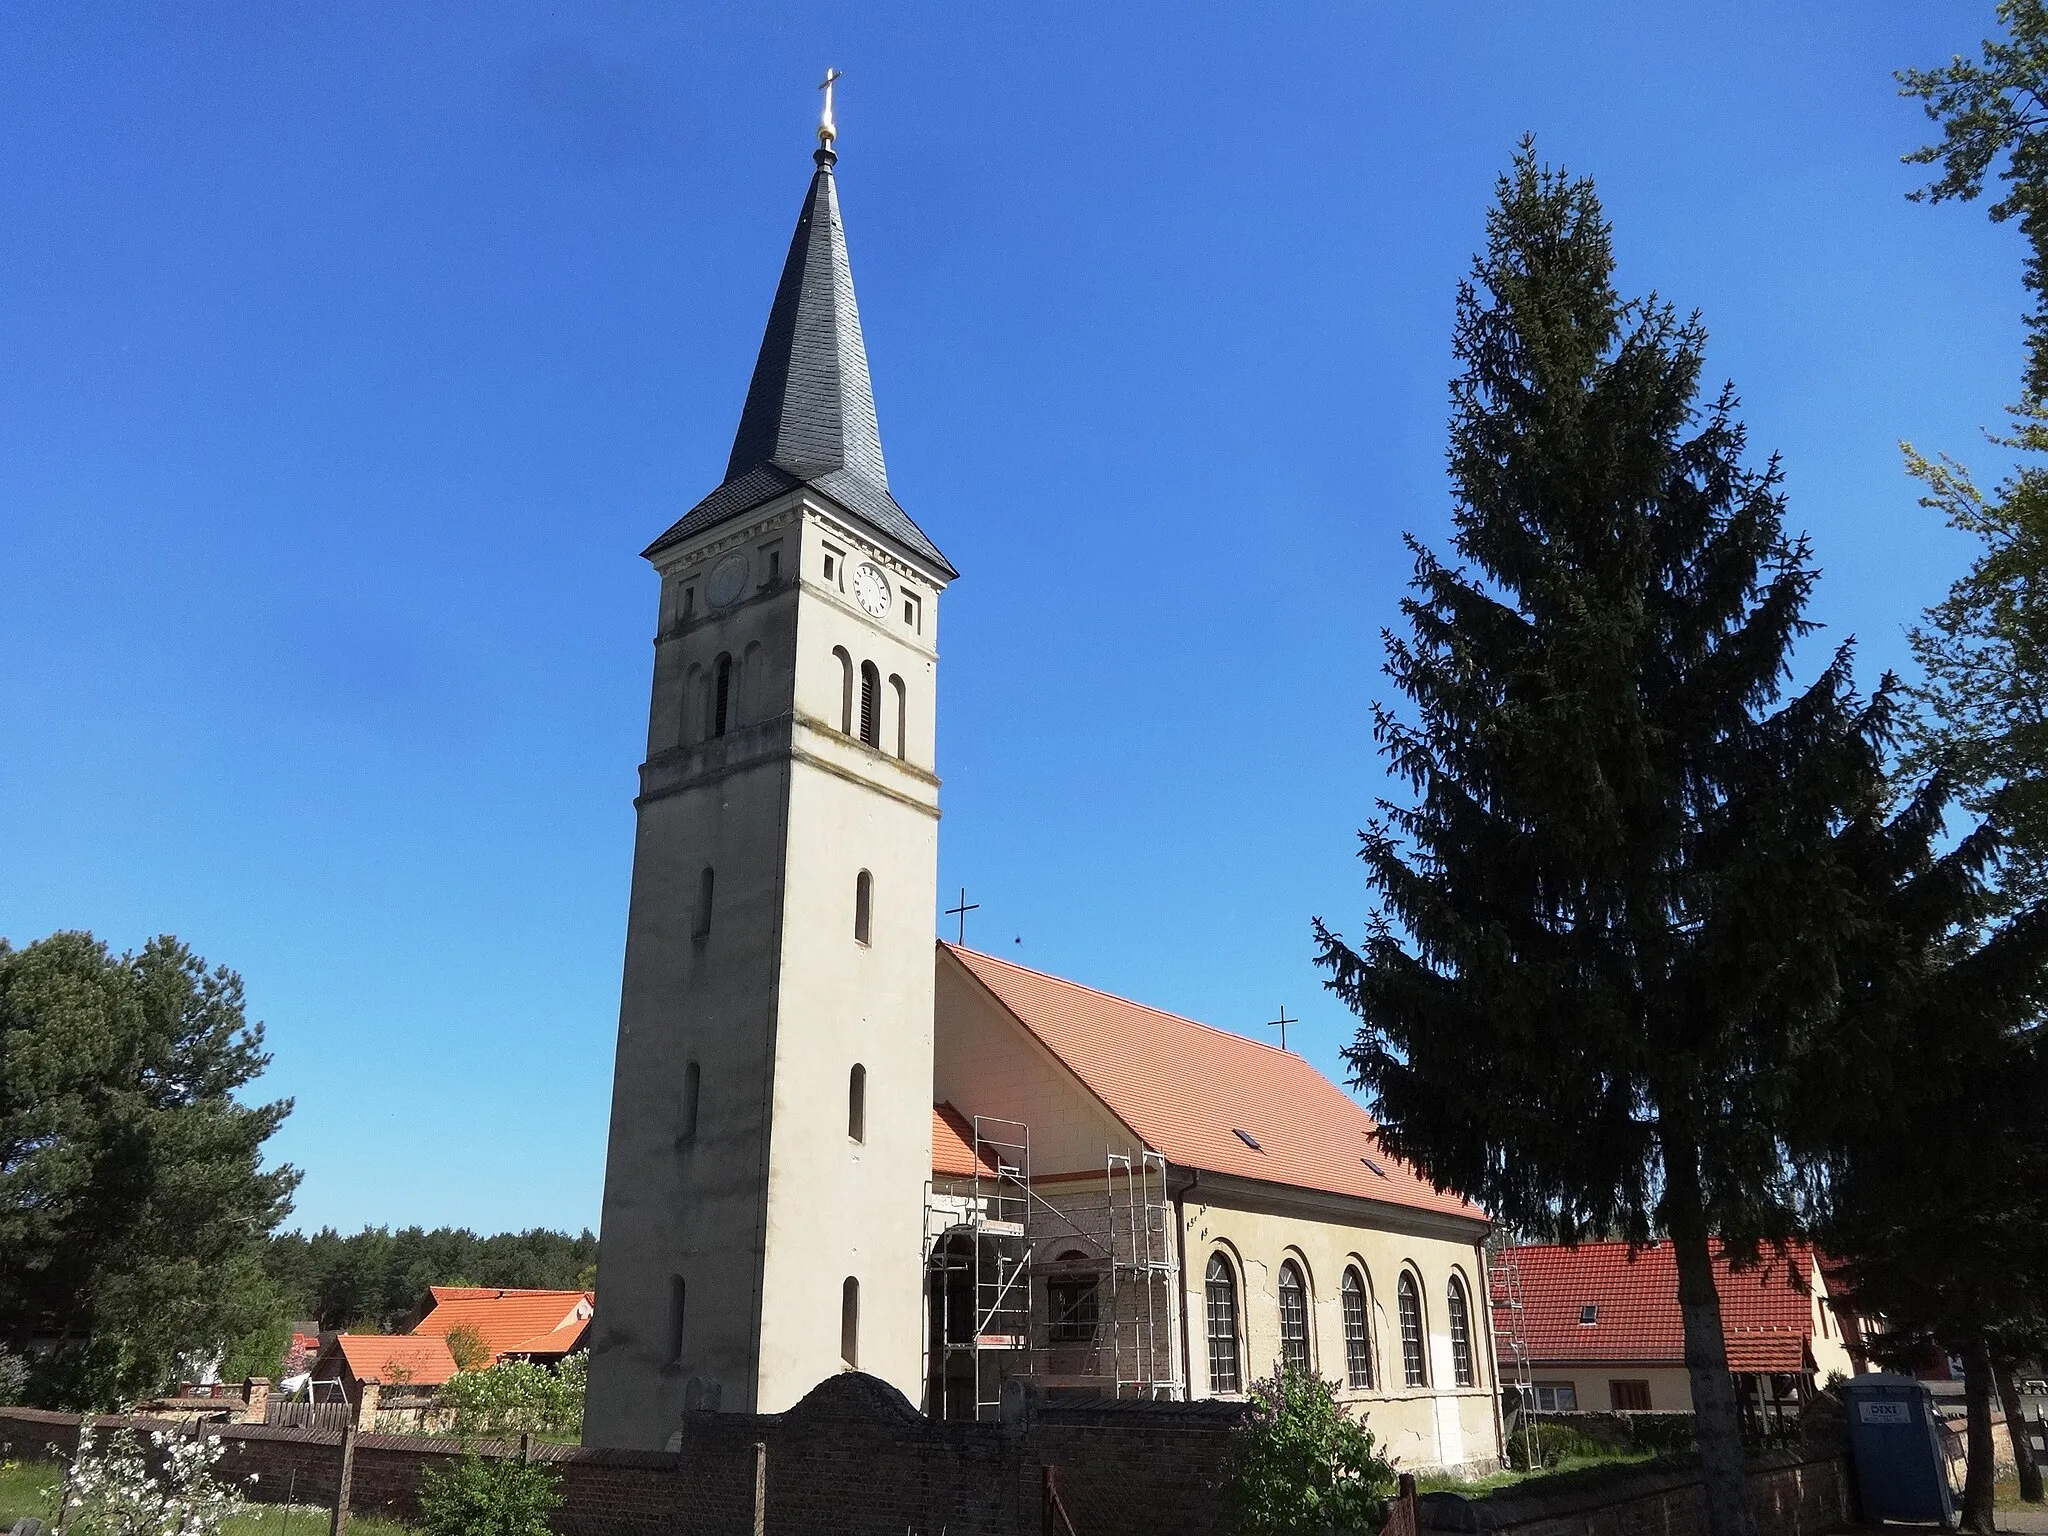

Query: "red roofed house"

xmin=1491 ymin=1241 xmax=1857 ymax=1425
xmin=306 ymin=1333 xmax=458 ymax=1424
xmin=410 ymin=1286 xmax=594 ymax=1366
xmin=582 ymin=132 xmax=1498 ymax=1476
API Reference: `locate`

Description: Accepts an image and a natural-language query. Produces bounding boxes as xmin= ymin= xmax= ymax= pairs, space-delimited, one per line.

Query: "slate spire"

xmin=644 ymin=137 xmax=954 ymax=577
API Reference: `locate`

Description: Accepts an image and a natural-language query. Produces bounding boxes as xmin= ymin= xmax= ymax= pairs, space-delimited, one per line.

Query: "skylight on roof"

xmin=1361 ymin=1157 xmax=1388 ymax=1178
xmin=1580 ymin=1304 xmax=1599 ymax=1325
xmin=1233 ymin=1128 xmax=1263 ymax=1151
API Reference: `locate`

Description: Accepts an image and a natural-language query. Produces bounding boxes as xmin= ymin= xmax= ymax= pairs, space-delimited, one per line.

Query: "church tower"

xmin=585 ymin=101 xmax=953 ymax=1446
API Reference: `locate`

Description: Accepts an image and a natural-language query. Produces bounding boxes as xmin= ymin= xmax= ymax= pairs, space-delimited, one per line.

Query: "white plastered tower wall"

xmin=586 ymin=130 xmax=955 ymax=1446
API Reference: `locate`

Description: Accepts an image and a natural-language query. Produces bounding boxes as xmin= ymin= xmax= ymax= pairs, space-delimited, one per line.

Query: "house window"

xmin=859 ymin=662 xmax=880 ymax=747
xmin=1205 ymin=1254 xmax=1241 ymax=1394
xmin=1342 ymin=1267 xmax=1373 ymax=1389
xmin=1610 ymin=1379 xmax=1652 ymax=1411
xmin=1048 ymin=1255 xmax=1098 ymax=1343
xmin=902 ymin=593 xmax=920 ymax=631
xmin=847 ymin=1064 xmax=865 ymax=1143
xmin=823 ymin=547 xmax=843 ymax=587
xmin=1580 ymin=1304 xmax=1598 ymax=1325
xmin=693 ymin=868 xmax=714 ymax=941
xmin=682 ymin=586 xmax=695 ymax=621
xmin=841 ymin=1277 xmax=860 ymax=1368
xmin=1278 ymin=1260 xmax=1311 ymax=1375
xmin=1532 ymin=1381 xmax=1578 ymax=1412
xmin=713 ymin=653 xmax=733 ymax=738
xmin=855 ymin=870 xmax=873 ymax=945
xmin=667 ymin=1276 xmax=686 ymax=1364
xmin=890 ymin=674 xmax=907 ymax=759
xmin=1447 ymin=1276 xmax=1475 ymax=1387
xmin=679 ymin=1061 xmax=700 ymax=1144
xmin=1398 ymin=1272 xmax=1427 ymax=1387
xmin=761 ymin=544 xmax=781 ymax=585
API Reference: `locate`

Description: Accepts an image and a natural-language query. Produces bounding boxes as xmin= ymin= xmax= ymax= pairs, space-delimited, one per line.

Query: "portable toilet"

xmin=1841 ymin=1372 xmax=1956 ymax=1524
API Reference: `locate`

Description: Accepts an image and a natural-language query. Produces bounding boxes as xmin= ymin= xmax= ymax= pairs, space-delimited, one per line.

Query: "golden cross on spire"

xmin=818 ymin=67 xmax=842 ymax=150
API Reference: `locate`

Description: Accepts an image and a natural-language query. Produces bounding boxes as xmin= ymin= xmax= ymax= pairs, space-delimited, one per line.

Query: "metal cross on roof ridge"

xmin=1265 ymin=1005 xmax=1297 ymax=1051
xmin=818 ymin=67 xmax=842 ymax=148
xmin=945 ymin=887 xmax=979 ymax=945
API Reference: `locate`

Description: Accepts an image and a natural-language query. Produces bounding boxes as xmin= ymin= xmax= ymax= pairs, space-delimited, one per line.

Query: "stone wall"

xmin=1418 ymin=1446 xmax=1851 ymax=1536
xmin=0 ymin=1375 xmax=1247 ymax=1536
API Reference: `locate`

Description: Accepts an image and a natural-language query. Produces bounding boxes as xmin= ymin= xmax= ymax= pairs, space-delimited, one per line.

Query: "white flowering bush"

xmin=59 ymin=1426 xmax=246 ymax=1536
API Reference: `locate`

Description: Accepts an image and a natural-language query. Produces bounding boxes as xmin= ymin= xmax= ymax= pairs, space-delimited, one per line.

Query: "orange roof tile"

xmin=327 ymin=1334 xmax=459 ymax=1387
xmin=933 ymin=1102 xmax=988 ymax=1177
xmin=1492 ymin=1241 xmax=1818 ymax=1373
xmin=413 ymin=1288 xmax=593 ymax=1361
xmin=942 ymin=943 xmax=1484 ymax=1222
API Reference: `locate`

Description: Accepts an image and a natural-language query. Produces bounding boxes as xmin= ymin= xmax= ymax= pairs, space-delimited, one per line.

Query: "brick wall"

xmin=1417 ymin=1446 xmax=1851 ymax=1536
xmin=0 ymin=1376 xmax=1246 ymax=1536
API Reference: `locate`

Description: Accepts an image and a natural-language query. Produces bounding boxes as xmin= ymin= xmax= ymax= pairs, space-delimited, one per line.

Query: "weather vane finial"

xmin=816 ymin=67 xmax=842 ymax=165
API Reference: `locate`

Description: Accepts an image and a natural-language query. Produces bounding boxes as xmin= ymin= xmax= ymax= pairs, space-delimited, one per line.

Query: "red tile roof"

xmin=1492 ymin=1241 xmax=1819 ymax=1374
xmin=324 ymin=1333 xmax=459 ymax=1387
xmin=942 ymin=944 xmax=1484 ymax=1221
xmin=413 ymin=1287 xmax=593 ymax=1361
xmin=932 ymin=1102 xmax=1004 ymax=1177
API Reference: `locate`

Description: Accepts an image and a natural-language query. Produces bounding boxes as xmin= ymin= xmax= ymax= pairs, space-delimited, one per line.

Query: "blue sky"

xmin=0 ymin=2 xmax=2025 ymax=1234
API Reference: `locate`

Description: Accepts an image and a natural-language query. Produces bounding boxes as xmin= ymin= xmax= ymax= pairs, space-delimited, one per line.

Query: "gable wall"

xmin=933 ymin=950 xmax=1138 ymax=1178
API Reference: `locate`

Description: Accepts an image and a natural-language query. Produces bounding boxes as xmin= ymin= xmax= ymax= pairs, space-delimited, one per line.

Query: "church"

xmin=582 ymin=90 xmax=1502 ymax=1478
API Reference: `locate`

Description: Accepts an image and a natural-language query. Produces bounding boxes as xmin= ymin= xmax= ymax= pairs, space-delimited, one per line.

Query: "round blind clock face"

xmin=706 ymin=552 xmax=749 ymax=609
xmin=852 ymin=562 xmax=891 ymax=618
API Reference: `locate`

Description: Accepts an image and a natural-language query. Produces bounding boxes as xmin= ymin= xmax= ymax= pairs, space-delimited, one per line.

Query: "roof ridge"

xmin=941 ymin=942 xmax=1317 ymax=1067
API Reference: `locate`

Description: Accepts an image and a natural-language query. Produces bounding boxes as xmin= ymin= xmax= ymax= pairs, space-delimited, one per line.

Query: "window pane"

xmin=1342 ymin=1269 xmax=1372 ymax=1389
xmin=1205 ymin=1255 xmax=1240 ymax=1393
xmin=1448 ymin=1278 xmax=1474 ymax=1387
xmin=1398 ymin=1273 xmax=1426 ymax=1387
xmin=1278 ymin=1261 xmax=1310 ymax=1375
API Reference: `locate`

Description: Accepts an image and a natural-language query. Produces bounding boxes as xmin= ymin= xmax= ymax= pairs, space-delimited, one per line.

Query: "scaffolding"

xmin=1492 ymin=1240 xmax=1540 ymax=1467
xmin=924 ymin=1115 xmax=1184 ymax=1420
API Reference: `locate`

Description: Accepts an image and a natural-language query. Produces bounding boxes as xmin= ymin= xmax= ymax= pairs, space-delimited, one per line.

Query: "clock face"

xmin=706 ymin=552 xmax=749 ymax=609
xmin=852 ymin=562 xmax=890 ymax=618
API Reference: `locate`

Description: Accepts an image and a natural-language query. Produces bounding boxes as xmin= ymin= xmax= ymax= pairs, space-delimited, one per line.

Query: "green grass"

xmin=1412 ymin=1448 xmax=1665 ymax=1499
xmin=0 ymin=1459 xmax=410 ymax=1536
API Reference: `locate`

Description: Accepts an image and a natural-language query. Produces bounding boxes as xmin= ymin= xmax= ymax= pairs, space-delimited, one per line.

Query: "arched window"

xmin=667 ymin=1275 xmax=686 ymax=1364
xmin=889 ymin=674 xmax=907 ymax=759
xmin=1278 ymin=1259 xmax=1311 ymax=1374
xmin=742 ymin=641 xmax=765 ymax=724
xmin=1342 ymin=1267 xmax=1373 ymax=1389
xmin=841 ymin=1277 xmax=860 ymax=1368
xmin=847 ymin=1064 xmax=866 ymax=1143
xmin=679 ymin=1061 xmax=701 ymax=1144
xmin=681 ymin=664 xmax=703 ymax=745
xmin=1447 ymin=1275 xmax=1475 ymax=1387
xmin=1398 ymin=1271 xmax=1427 ymax=1387
xmin=859 ymin=661 xmax=880 ymax=747
xmin=693 ymin=867 xmax=714 ymax=940
xmin=1205 ymin=1253 xmax=1241 ymax=1394
xmin=833 ymin=647 xmax=853 ymax=734
xmin=854 ymin=870 xmax=873 ymax=945
xmin=712 ymin=653 xmax=733 ymax=738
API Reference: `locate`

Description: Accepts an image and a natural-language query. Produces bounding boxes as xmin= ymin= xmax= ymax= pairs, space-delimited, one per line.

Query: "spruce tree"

xmin=1315 ymin=145 xmax=1894 ymax=1536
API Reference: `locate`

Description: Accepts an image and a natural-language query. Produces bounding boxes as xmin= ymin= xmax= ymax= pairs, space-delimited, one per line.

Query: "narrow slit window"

xmin=682 ymin=586 xmax=696 ymax=621
xmin=713 ymin=653 xmax=732 ymax=738
xmin=667 ymin=1275 xmax=686 ymax=1364
xmin=1448 ymin=1276 xmax=1475 ymax=1387
xmin=679 ymin=1060 xmax=701 ymax=1144
xmin=693 ymin=867 xmax=714 ymax=941
xmin=1342 ymin=1267 xmax=1373 ymax=1389
xmin=889 ymin=675 xmax=907 ymax=759
xmin=841 ymin=1277 xmax=860 ymax=1368
xmin=823 ymin=550 xmax=839 ymax=586
xmin=833 ymin=647 xmax=853 ymax=734
xmin=855 ymin=870 xmax=873 ymax=945
xmin=847 ymin=1063 xmax=865 ymax=1143
xmin=859 ymin=662 xmax=880 ymax=747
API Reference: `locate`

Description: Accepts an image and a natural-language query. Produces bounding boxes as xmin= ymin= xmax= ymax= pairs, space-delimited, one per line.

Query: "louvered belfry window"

xmin=1342 ymin=1267 xmax=1373 ymax=1389
xmin=1278 ymin=1260 xmax=1311 ymax=1374
xmin=1205 ymin=1253 xmax=1241 ymax=1394
xmin=859 ymin=662 xmax=880 ymax=747
xmin=1398 ymin=1272 xmax=1427 ymax=1387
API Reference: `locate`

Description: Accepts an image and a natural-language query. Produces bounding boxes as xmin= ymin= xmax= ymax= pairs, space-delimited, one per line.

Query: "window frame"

xmin=1447 ymin=1273 xmax=1476 ymax=1388
xmin=1610 ymin=1379 xmax=1652 ymax=1412
xmin=855 ymin=869 xmax=873 ymax=946
xmin=1205 ymin=1252 xmax=1243 ymax=1395
xmin=1277 ymin=1258 xmax=1312 ymax=1376
xmin=1397 ymin=1270 xmax=1428 ymax=1388
xmin=1341 ymin=1266 xmax=1374 ymax=1390
xmin=847 ymin=1063 xmax=866 ymax=1143
xmin=841 ymin=1276 xmax=860 ymax=1368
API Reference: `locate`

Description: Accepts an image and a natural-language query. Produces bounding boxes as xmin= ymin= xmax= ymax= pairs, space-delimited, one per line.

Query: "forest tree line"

xmin=265 ymin=1225 xmax=599 ymax=1334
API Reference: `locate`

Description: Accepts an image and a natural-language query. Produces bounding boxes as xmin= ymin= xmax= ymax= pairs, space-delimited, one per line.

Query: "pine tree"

xmin=1314 ymin=144 xmax=1897 ymax=1536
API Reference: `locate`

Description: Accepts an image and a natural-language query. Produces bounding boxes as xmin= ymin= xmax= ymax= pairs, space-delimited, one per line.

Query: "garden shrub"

xmin=1223 ymin=1368 xmax=1395 ymax=1536
xmin=439 ymin=1353 xmax=585 ymax=1441
xmin=1504 ymin=1420 xmax=1609 ymax=1470
xmin=60 ymin=1426 xmax=245 ymax=1536
xmin=417 ymin=1454 xmax=560 ymax=1536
